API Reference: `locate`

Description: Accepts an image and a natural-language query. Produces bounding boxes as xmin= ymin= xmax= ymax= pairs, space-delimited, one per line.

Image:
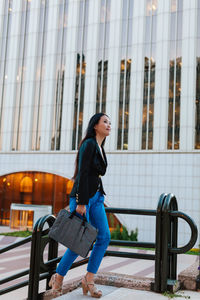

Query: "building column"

xmin=180 ymin=0 xmax=197 ymax=151
xmin=60 ymin=0 xmax=79 ymax=151
xmin=1 ymin=0 xmax=22 ymax=151
xmin=82 ymin=0 xmax=100 ymax=135
xmin=128 ymin=0 xmax=146 ymax=151
xmin=39 ymin=2 xmax=60 ymax=151
xmin=20 ymin=0 xmax=41 ymax=151
xmin=105 ymin=0 xmax=122 ymax=151
xmin=153 ymin=0 xmax=171 ymax=151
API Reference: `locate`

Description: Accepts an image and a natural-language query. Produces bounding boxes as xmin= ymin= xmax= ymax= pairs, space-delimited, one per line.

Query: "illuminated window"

xmin=20 ymin=176 xmax=33 ymax=193
xmin=117 ymin=0 xmax=133 ymax=150
xmin=167 ymin=0 xmax=183 ymax=150
xmin=142 ymin=0 xmax=157 ymax=150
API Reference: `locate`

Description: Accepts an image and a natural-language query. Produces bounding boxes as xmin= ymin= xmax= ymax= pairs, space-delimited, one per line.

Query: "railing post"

xmin=28 ymin=219 xmax=40 ymax=300
xmin=169 ymin=195 xmax=178 ymax=281
xmin=28 ymin=215 xmax=57 ymax=300
xmin=160 ymin=194 xmax=171 ymax=291
xmin=160 ymin=194 xmax=179 ymax=292
xmin=153 ymin=193 xmax=167 ymax=292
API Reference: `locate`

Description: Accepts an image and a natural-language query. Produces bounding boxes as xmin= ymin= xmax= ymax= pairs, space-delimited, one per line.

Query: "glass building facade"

xmin=0 ymin=0 xmax=199 ymax=245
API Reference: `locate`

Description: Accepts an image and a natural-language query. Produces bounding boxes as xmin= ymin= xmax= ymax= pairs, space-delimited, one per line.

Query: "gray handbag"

xmin=48 ymin=209 xmax=98 ymax=258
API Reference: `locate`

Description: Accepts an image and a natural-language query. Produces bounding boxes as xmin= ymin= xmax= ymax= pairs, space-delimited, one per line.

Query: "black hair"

xmin=72 ymin=113 xmax=108 ymax=179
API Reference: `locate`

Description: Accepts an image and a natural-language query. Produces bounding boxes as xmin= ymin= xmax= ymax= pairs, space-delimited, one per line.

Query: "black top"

xmin=70 ymin=137 xmax=107 ymax=205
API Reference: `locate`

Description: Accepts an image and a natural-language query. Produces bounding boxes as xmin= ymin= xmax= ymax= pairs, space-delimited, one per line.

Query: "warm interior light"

xmin=34 ymin=178 xmax=38 ymax=182
xmin=3 ymin=178 xmax=6 ymax=182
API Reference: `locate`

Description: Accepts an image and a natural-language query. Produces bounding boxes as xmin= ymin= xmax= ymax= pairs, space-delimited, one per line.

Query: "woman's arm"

xmin=76 ymin=139 xmax=96 ymax=205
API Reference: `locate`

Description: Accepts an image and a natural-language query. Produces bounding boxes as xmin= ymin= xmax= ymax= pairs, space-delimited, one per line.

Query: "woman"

xmin=49 ymin=113 xmax=111 ymax=298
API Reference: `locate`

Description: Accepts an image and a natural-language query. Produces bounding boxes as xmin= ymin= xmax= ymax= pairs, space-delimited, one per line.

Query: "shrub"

xmin=111 ymin=225 xmax=138 ymax=241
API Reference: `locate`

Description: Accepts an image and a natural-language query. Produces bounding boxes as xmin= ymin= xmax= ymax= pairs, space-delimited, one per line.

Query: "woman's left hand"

xmin=76 ymin=204 xmax=86 ymax=215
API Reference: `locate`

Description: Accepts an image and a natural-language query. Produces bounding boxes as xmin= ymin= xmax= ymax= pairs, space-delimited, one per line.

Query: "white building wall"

xmin=0 ymin=151 xmax=199 ymax=246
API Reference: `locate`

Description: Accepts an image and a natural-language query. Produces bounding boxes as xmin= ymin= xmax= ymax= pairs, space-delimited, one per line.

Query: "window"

xmin=167 ymin=0 xmax=183 ymax=150
xmin=117 ymin=0 xmax=134 ymax=150
xmin=142 ymin=0 xmax=157 ymax=150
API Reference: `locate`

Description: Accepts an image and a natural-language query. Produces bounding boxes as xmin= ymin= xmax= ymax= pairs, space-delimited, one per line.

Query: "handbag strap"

xmin=69 ymin=210 xmax=87 ymax=223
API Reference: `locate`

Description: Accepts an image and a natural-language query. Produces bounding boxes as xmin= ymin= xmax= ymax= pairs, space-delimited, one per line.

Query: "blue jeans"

xmin=56 ymin=191 xmax=111 ymax=276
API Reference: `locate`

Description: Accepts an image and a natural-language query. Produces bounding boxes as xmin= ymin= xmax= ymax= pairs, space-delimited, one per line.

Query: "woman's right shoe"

xmin=49 ymin=273 xmax=63 ymax=296
xmin=81 ymin=275 xmax=102 ymax=298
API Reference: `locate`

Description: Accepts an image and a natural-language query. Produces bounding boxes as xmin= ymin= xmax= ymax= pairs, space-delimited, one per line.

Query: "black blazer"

xmin=70 ymin=137 xmax=107 ymax=205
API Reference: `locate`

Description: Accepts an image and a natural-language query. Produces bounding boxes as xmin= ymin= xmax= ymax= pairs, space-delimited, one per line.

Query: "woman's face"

xmin=94 ymin=115 xmax=111 ymax=138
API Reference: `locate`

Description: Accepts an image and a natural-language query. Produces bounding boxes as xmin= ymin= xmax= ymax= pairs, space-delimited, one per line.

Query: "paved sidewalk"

xmin=55 ymin=286 xmax=200 ymax=300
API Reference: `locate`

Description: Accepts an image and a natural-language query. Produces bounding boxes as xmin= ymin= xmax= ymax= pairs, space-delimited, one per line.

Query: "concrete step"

xmin=42 ymin=272 xmax=153 ymax=300
xmin=178 ymin=259 xmax=199 ymax=290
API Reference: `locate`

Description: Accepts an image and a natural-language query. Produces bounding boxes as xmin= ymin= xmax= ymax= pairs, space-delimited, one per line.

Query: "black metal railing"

xmin=0 ymin=193 xmax=198 ymax=299
xmin=0 ymin=235 xmax=32 ymax=295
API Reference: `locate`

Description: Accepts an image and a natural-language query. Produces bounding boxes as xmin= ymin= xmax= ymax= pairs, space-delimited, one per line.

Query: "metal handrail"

xmin=0 ymin=235 xmax=32 ymax=296
xmin=169 ymin=211 xmax=198 ymax=254
xmin=0 ymin=235 xmax=31 ymax=254
xmin=105 ymin=207 xmax=156 ymax=215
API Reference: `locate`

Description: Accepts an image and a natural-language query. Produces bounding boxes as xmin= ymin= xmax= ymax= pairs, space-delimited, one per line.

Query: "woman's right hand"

xmin=76 ymin=204 xmax=86 ymax=216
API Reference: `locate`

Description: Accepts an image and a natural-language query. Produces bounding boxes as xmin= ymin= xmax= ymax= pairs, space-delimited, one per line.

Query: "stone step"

xmin=178 ymin=260 xmax=199 ymax=291
xmin=42 ymin=272 xmax=153 ymax=299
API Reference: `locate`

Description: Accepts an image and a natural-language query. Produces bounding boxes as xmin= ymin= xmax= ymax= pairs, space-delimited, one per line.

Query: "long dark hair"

xmin=72 ymin=113 xmax=108 ymax=180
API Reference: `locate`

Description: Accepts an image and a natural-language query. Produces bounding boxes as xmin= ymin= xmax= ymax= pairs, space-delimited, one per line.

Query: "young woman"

xmin=49 ymin=113 xmax=111 ymax=298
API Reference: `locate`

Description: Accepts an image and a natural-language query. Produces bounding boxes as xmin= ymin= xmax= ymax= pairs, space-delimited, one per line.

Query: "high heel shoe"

xmin=49 ymin=273 xmax=63 ymax=296
xmin=81 ymin=275 xmax=102 ymax=298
